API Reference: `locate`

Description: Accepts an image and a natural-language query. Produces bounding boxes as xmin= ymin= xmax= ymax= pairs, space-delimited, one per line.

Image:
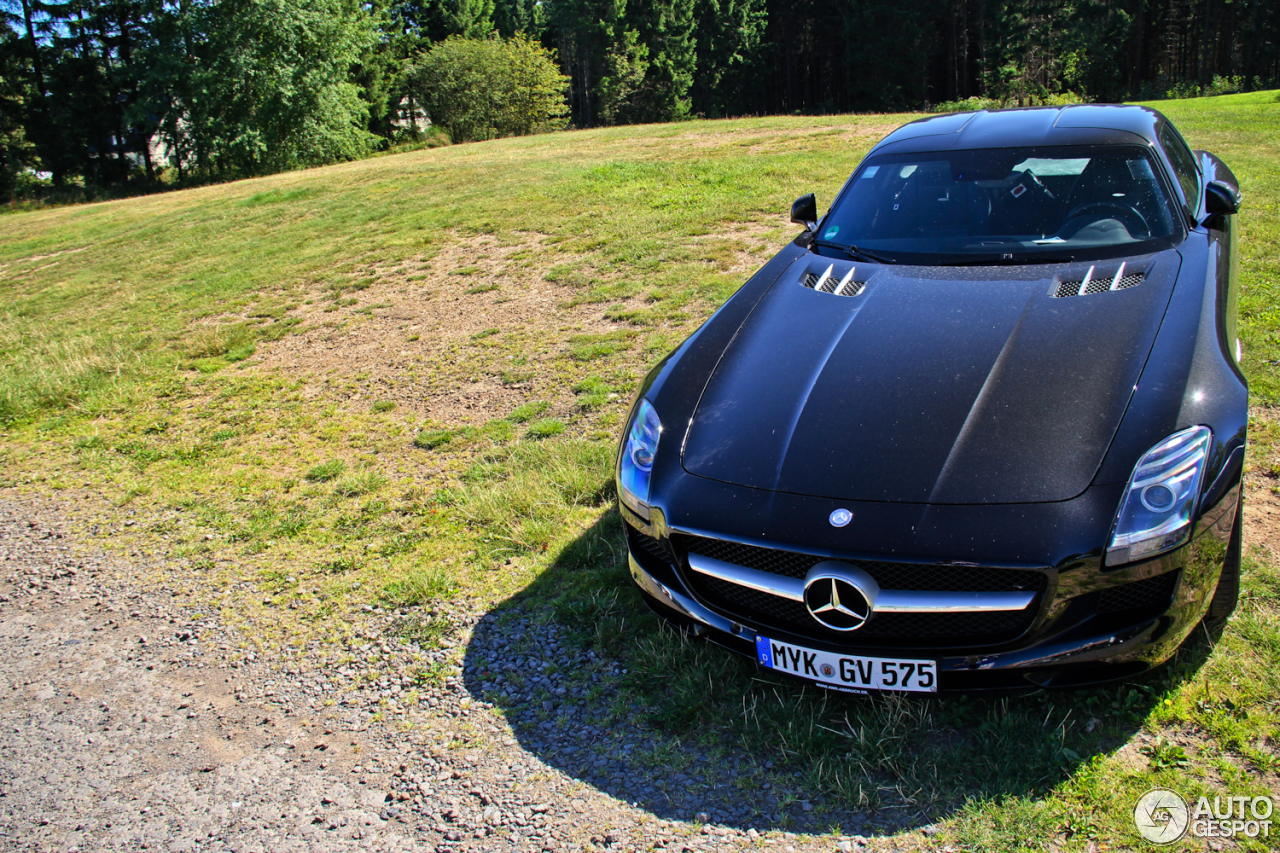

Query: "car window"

xmin=1012 ymin=158 xmax=1090 ymax=177
xmin=1159 ymin=124 xmax=1201 ymax=216
xmin=820 ymin=145 xmax=1184 ymax=264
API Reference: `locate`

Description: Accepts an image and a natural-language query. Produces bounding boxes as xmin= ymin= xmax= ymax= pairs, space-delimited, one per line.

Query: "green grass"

xmin=1135 ymin=90 xmax=1280 ymax=403
xmin=413 ymin=428 xmax=455 ymax=450
xmin=333 ymin=470 xmax=386 ymax=497
xmin=305 ymin=459 xmax=346 ymax=482
xmin=0 ymin=93 xmax=1278 ymax=850
xmin=524 ymin=417 xmax=566 ymax=439
xmin=507 ymin=401 xmax=551 ymax=423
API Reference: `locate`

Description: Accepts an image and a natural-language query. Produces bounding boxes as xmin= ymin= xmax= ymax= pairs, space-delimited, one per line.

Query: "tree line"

xmin=2 ymin=0 xmax=1277 ymax=198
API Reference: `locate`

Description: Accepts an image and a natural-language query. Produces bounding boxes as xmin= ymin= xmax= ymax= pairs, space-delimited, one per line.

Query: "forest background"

xmin=2 ymin=0 xmax=1278 ymax=200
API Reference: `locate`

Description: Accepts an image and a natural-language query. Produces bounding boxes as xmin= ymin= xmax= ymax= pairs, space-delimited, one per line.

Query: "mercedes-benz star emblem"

xmin=804 ymin=576 xmax=871 ymax=631
xmin=829 ymin=508 xmax=853 ymax=527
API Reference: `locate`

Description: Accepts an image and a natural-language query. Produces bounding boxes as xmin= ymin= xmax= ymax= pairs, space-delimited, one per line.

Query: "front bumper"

xmin=624 ymin=489 xmax=1238 ymax=691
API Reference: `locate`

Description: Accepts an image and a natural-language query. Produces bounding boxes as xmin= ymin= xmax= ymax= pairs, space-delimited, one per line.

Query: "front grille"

xmin=675 ymin=534 xmax=1044 ymax=592
xmin=627 ymin=526 xmax=671 ymax=566
xmin=693 ymin=575 xmax=1035 ymax=646
xmin=1098 ymin=571 xmax=1178 ymax=614
xmin=675 ymin=534 xmax=1045 ymax=648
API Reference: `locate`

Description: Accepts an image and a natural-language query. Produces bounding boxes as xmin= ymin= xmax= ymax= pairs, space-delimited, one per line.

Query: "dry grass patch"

xmin=245 ymin=231 xmax=638 ymax=425
xmin=239 ymin=226 xmax=729 ymax=427
xmin=1243 ymin=485 xmax=1280 ymax=562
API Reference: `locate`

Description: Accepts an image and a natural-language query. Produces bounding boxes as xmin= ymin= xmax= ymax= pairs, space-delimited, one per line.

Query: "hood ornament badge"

xmin=804 ymin=575 xmax=871 ymax=631
xmin=829 ymin=508 xmax=853 ymax=527
xmin=803 ymin=561 xmax=880 ymax=632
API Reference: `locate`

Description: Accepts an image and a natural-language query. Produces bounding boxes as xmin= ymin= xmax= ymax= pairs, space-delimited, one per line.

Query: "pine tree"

xmin=626 ymin=0 xmax=696 ymax=121
xmin=690 ymin=0 xmax=766 ymax=117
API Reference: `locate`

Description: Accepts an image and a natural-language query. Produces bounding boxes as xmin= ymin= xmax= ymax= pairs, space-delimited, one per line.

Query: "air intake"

xmin=802 ymin=264 xmax=865 ymax=297
xmin=1053 ymin=263 xmax=1145 ymax=298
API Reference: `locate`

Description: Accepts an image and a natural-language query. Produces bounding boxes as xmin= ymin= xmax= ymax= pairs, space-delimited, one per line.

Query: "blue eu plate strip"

xmin=755 ymin=634 xmax=773 ymax=668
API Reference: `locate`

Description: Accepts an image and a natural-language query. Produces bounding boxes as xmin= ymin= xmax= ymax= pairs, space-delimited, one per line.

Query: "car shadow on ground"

xmin=461 ymin=510 xmax=1217 ymax=836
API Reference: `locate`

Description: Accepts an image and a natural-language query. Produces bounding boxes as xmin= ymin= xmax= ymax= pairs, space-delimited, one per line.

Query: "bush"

xmin=1165 ymin=75 xmax=1247 ymax=100
xmin=408 ymin=35 xmax=569 ymax=143
xmin=930 ymin=91 xmax=1088 ymax=114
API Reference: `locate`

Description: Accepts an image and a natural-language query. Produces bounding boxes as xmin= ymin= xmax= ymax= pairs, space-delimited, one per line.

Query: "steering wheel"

xmin=1063 ymin=201 xmax=1149 ymax=237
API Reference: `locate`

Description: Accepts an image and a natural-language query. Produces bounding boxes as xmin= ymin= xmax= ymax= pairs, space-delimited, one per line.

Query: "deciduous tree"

xmin=408 ymin=34 xmax=569 ymax=142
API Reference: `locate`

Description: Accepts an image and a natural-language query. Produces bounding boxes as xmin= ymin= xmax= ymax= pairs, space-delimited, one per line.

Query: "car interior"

xmin=834 ymin=148 xmax=1179 ymax=251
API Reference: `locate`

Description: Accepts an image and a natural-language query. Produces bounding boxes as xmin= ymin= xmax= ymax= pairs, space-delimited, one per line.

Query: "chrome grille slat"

xmin=673 ymin=534 xmax=1046 ymax=646
xmin=675 ymin=535 xmax=1044 ymax=592
xmin=687 ymin=552 xmax=1035 ymax=612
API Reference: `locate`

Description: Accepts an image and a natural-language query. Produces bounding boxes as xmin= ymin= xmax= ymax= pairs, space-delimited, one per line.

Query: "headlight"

xmin=1106 ymin=425 xmax=1212 ymax=566
xmin=618 ymin=398 xmax=662 ymax=521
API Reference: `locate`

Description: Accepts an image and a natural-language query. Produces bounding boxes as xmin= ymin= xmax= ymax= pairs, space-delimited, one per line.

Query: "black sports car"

xmin=616 ymin=105 xmax=1246 ymax=692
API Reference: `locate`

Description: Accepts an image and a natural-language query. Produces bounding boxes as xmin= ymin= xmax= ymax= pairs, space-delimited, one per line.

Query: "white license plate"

xmin=755 ymin=635 xmax=937 ymax=693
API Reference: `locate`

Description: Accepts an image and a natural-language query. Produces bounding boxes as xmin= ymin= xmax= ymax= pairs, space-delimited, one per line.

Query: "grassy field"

xmin=1 ymin=91 xmax=1278 ymax=850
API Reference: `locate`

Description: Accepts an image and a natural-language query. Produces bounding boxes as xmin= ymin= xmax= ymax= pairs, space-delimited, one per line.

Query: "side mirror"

xmin=1204 ymin=180 xmax=1241 ymax=216
xmin=790 ymin=193 xmax=817 ymax=231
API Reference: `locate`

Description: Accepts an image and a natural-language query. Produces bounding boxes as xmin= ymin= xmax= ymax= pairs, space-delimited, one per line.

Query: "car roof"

xmin=869 ymin=104 xmax=1169 ymax=154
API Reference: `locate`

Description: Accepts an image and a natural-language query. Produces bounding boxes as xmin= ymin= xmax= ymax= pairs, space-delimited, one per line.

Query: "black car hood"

xmin=682 ymin=251 xmax=1181 ymax=504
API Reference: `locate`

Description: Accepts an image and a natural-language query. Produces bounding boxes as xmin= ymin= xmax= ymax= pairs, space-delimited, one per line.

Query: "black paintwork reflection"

xmin=620 ymin=104 xmax=1245 ymax=689
xmin=682 ymin=251 xmax=1182 ymax=504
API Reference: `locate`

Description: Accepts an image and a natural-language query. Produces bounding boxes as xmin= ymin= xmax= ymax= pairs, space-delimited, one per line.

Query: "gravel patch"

xmin=0 ymin=497 xmax=917 ymax=852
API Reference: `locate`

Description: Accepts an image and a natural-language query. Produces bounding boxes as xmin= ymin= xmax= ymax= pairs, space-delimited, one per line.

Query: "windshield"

xmin=819 ymin=145 xmax=1182 ymax=264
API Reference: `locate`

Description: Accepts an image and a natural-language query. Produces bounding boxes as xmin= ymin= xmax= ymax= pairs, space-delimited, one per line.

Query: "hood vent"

xmin=802 ymin=264 xmax=865 ymax=297
xmin=1053 ymin=263 xmax=1145 ymax=298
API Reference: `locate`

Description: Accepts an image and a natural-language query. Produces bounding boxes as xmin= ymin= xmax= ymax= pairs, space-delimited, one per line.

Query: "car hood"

xmin=681 ymin=251 xmax=1182 ymax=504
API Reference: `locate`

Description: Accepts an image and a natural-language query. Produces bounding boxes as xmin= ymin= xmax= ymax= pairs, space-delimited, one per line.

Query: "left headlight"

xmin=618 ymin=398 xmax=662 ymax=521
xmin=1106 ymin=425 xmax=1212 ymax=566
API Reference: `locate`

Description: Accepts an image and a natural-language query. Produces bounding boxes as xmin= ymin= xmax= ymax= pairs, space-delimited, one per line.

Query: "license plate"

xmin=755 ymin=635 xmax=937 ymax=693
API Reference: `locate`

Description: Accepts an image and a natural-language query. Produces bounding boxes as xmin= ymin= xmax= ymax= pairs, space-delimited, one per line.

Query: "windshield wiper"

xmin=811 ymin=239 xmax=897 ymax=265
xmin=938 ymin=253 xmax=1076 ymax=267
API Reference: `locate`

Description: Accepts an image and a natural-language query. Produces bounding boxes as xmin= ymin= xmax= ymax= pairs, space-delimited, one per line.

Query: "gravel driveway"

xmin=0 ymin=499 xmax=904 ymax=853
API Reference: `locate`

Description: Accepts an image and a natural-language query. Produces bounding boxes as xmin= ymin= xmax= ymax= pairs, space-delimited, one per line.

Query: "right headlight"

xmin=617 ymin=398 xmax=662 ymax=521
xmin=1106 ymin=425 xmax=1212 ymax=566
